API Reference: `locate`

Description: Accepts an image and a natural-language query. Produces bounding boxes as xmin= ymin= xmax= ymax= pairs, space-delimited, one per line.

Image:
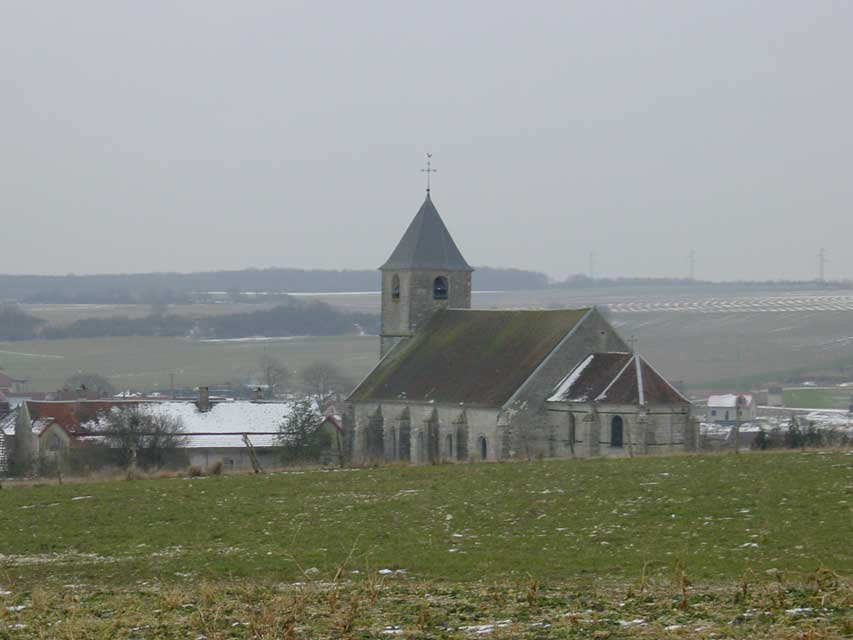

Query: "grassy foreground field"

xmin=1 ymin=452 xmax=851 ymax=638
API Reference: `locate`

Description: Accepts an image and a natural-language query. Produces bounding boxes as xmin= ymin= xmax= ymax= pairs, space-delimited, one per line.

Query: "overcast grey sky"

xmin=1 ymin=1 xmax=851 ymax=281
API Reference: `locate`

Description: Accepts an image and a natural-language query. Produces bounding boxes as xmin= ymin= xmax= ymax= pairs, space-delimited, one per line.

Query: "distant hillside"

xmin=0 ymin=266 xmax=550 ymax=304
xmin=1 ymin=268 xmax=848 ymax=305
xmin=552 ymin=274 xmax=853 ymax=290
xmin=0 ymin=301 xmax=378 ymax=341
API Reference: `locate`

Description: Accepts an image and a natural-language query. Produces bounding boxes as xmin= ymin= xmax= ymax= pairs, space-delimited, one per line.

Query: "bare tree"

xmin=98 ymin=407 xmax=186 ymax=469
xmin=64 ymin=372 xmax=116 ymax=398
xmin=300 ymin=360 xmax=348 ymax=405
xmin=259 ymin=353 xmax=289 ymax=399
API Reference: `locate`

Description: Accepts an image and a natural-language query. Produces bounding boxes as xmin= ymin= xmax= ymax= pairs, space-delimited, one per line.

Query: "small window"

xmin=433 ymin=276 xmax=448 ymax=300
xmin=48 ymin=434 xmax=62 ymax=451
xmin=710 ymin=409 xmax=717 ymax=416
xmin=610 ymin=416 xmax=623 ymax=448
xmin=391 ymin=274 xmax=400 ymax=301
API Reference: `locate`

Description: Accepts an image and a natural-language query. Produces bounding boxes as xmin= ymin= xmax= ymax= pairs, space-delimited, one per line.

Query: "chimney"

xmin=250 ymin=386 xmax=263 ymax=402
xmin=198 ymin=386 xmax=210 ymax=412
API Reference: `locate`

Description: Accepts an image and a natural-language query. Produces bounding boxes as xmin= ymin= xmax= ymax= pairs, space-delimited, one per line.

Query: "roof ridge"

xmin=638 ymin=355 xmax=691 ymax=404
xmin=594 ymin=355 xmax=635 ymax=402
xmin=634 ymin=354 xmax=645 ymax=406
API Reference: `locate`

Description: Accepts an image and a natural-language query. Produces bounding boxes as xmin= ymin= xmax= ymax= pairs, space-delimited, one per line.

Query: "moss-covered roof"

xmin=350 ymin=308 xmax=590 ymax=406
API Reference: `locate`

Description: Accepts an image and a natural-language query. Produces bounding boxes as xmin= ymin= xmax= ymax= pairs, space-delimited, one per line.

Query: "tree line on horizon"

xmin=0 ymin=300 xmax=378 ymax=342
xmin=0 ymin=266 xmax=549 ymax=304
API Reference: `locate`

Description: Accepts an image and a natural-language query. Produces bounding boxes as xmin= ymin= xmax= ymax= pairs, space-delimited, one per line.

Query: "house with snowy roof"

xmin=348 ymin=189 xmax=696 ymax=463
xmin=705 ymin=393 xmax=755 ymax=425
xmin=1 ymin=395 xmax=342 ymax=474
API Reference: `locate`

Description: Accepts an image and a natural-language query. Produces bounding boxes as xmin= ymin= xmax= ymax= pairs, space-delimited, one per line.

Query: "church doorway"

xmin=611 ymin=416 xmax=624 ymax=448
xmin=426 ymin=413 xmax=440 ymax=464
xmin=445 ymin=433 xmax=454 ymax=460
xmin=478 ymin=436 xmax=488 ymax=460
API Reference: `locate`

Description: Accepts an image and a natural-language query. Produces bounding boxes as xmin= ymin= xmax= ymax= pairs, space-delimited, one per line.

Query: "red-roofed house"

xmin=0 ymin=371 xmax=28 ymax=394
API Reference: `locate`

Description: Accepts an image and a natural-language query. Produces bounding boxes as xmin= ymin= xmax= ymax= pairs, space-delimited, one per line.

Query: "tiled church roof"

xmin=350 ymin=308 xmax=589 ymax=406
xmin=380 ymin=194 xmax=473 ymax=272
xmin=547 ymin=352 xmax=689 ymax=405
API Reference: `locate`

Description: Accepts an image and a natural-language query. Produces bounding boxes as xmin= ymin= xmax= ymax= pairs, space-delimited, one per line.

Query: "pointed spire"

xmin=380 ymin=194 xmax=473 ymax=272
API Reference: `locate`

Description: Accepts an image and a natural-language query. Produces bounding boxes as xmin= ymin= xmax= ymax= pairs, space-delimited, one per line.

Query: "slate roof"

xmin=380 ymin=194 xmax=473 ymax=272
xmin=350 ymin=308 xmax=590 ymax=406
xmin=547 ymin=352 xmax=689 ymax=405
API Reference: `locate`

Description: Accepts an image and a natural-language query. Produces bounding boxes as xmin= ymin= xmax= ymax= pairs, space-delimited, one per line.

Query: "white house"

xmin=706 ymin=394 xmax=755 ymax=425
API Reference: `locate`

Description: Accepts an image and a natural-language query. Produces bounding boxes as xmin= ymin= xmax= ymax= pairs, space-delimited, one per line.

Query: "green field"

xmin=20 ymin=303 xmax=283 ymax=327
xmin=7 ymin=291 xmax=853 ymax=394
xmin=0 ymin=453 xmax=850 ymax=637
xmin=784 ymin=387 xmax=853 ymax=410
xmin=0 ymin=335 xmax=377 ymax=392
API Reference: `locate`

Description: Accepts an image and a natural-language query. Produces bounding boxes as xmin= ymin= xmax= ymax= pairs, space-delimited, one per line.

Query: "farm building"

xmin=0 ymin=397 xmax=343 ymax=475
xmin=706 ymin=393 xmax=756 ymax=425
xmin=348 ymin=190 xmax=697 ymax=463
xmin=0 ymin=370 xmax=28 ymax=394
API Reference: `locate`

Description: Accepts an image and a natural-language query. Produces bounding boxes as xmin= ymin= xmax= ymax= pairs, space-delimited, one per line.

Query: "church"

xmin=348 ymin=189 xmax=696 ymax=463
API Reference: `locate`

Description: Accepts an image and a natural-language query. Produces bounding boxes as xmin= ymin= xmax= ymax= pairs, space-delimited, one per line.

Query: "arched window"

xmin=445 ymin=433 xmax=454 ymax=460
xmin=567 ymin=413 xmax=576 ymax=455
xmin=391 ymin=274 xmax=400 ymax=301
xmin=433 ymin=276 xmax=448 ymax=300
xmin=478 ymin=436 xmax=488 ymax=460
xmin=611 ymin=416 xmax=624 ymax=448
xmin=48 ymin=434 xmax=62 ymax=452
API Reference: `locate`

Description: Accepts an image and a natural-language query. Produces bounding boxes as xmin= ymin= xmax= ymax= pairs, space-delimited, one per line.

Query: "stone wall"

xmin=352 ymin=401 xmax=501 ymax=463
xmin=380 ymin=269 xmax=471 ymax=357
xmin=547 ymin=402 xmax=695 ymax=458
xmin=501 ymin=308 xmax=628 ymax=458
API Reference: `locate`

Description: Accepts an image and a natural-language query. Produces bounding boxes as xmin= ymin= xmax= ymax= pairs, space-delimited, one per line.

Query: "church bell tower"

xmin=379 ymin=189 xmax=473 ymax=357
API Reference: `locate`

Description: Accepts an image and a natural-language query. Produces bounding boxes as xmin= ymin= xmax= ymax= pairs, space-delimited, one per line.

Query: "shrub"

xmin=188 ymin=465 xmax=204 ymax=478
xmin=210 ymin=460 xmax=224 ymax=476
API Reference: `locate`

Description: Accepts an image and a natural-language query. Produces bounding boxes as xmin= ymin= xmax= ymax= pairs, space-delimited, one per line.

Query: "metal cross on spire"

xmin=628 ymin=335 xmax=638 ymax=352
xmin=421 ymin=153 xmax=436 ymax=193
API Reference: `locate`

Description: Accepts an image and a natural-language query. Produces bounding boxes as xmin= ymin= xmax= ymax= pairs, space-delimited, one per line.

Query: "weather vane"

xmin=421 ymin=153 xmax=436 ymax=193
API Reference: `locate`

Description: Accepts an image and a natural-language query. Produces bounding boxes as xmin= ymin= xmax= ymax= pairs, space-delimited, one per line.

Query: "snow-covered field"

xmin=609 ymin=294 xmax=853 ymax=314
